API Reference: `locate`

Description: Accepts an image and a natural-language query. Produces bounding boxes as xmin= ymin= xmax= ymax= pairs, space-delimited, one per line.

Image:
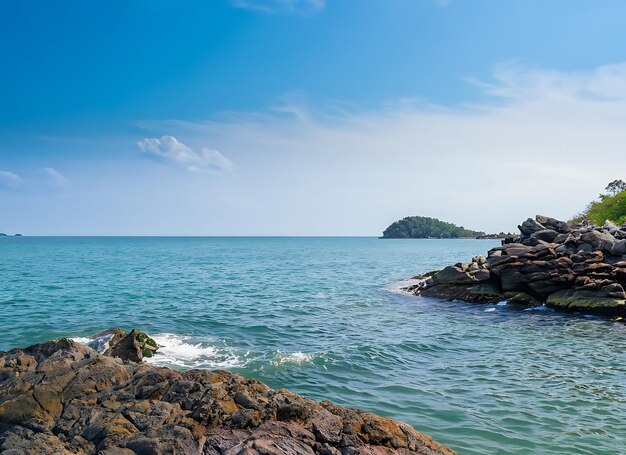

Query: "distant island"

xmin=381 ymin=215 xmax=508 ymax=239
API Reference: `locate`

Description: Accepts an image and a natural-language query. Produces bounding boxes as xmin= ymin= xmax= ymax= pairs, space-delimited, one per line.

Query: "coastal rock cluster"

xmin=406 ymin=215 xmax=626 ymax=315
xmin=0 ymin=330 xmax=454 ymax=455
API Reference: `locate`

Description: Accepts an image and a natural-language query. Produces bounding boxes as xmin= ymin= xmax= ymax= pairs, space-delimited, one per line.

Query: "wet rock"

xmin=433 ymin=266 xmax=477 ymax=285
xmin=546 ymin=289 xmax=626 ymax=313
xmin=109 ymin=330 xmax=158 ymax=363
xmin=0 ymin=335 xmax=455 ymax=455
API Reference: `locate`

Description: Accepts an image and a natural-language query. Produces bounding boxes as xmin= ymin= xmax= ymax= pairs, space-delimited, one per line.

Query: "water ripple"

xmin=2 ymin=237 xmax=625 ymax=455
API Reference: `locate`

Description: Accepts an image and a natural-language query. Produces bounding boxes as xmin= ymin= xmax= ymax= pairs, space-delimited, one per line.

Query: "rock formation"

xmin=0 ymin=330 xmax=455 ymax=455
xmin=406 ymin=216 xmax=626 ymax=316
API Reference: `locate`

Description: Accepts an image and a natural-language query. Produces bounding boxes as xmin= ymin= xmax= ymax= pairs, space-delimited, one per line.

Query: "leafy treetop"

xmin=381 ymin=216 xmax=485 ymax=239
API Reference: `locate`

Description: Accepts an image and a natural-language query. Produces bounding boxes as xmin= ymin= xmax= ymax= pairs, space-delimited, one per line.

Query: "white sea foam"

xmin=497 ymin=301 xmax=508 ymax=306
xmin=386 ymin=277 xmax=425 ymax=294
xmin=71 ymin=337 xmax=92 ymax=344
xmin=145 ymin=333 xmax=245 ymax=369
xmin=484 ymin=307 xmax=496 ymax=312
xmin=76 ymin=332 xmax=323 ymax=371
xmin=270 ymin=350 xmax=323 ymax=366
xmin=71 ymin=333 xmax=114 ymax=354
xmin=523 ymin=304 xmax=551 ymax=312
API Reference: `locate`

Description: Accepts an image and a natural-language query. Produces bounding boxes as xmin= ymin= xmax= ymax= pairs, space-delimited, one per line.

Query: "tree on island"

xmin=381 ymin=216 xmax=486 ymax=239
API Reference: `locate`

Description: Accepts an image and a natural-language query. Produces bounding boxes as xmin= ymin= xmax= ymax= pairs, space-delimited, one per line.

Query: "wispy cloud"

xmin=139 ymin=62 xmax=626 ymax=232
xmin=42 ymin=167 xmax=68 ymax=187
xmin=0 ymin=171 xmax=22 ymax=189
xmin=231 ymin=0 xmax=325 ymax=14
xmin=137 ymin=135 xmax=233 ymax=172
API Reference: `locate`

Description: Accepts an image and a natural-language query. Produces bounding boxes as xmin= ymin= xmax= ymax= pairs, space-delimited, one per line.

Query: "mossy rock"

xmin=134 ymin=331 xmax=158 ymax=350
xmin=142 ymin=348 xmax=154 ymax=358
xmin=546 ymin=289 xmax=626 ymax=314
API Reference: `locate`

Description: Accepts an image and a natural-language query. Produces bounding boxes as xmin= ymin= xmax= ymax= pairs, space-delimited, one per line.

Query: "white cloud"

xmin=140 ymin=62 xmax=626 ymax=234
xmin=137 ymin=135 xmax=233 ymax=172
xmin=42 ymin=167 xmax=68 ymax=187
xmin=0 ymin=171 xmax=22 ymax=189
xmin=231 ymin=0 xmax=325 ymax=14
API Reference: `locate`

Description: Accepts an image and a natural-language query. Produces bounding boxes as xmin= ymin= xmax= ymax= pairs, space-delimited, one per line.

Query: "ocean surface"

xmin=2 ymin=236 xmax=625 ymax=454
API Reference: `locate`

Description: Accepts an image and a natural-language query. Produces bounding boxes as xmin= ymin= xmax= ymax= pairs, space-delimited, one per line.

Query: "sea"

xmin=1 ymin=236 xmax=625 ymax=454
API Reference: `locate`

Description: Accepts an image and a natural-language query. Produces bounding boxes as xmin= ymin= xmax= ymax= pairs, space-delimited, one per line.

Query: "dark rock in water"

xmin=109 ymin=329 xmax=158 ymax=362
xmin=433 ymin=265 xmax=479 ymax=285
xmin=546 ymin=289 xmax=626 ymax=312
xmin=78 ymin=328 xmax=158 ymax=362
xmin=405 ymin=215 xmax=626 ymax=317
xmin=0 ymin=333 xmax=455 ymax=455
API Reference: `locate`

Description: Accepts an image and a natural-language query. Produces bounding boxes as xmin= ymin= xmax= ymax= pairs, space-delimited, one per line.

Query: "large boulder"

xmin=580 ymin=230 xmax=616 ymax=253
xmin=433 ymin=266 xmax=478 ymax=285
xmin=546 ymin=289 xmax=626 ymax=314
xmin=109 ymin=329 xmax=158 ymax=362
xmin=79 ymin=328 xmax=158 ymax=362
xmin=535 ymin=215 xmax=571 ymax=234
xmin=530 ymin=229 xmax=559 ymax=243
xmin=518 ymin=218 xmax=546 ymax=236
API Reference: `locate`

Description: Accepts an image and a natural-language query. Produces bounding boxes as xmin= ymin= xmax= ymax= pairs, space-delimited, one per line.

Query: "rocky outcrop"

xmin=0 ymin=332 xmax=455 ymax=455
xmin=83 ymin=328 xmax=158 ymax=362
xmin=406 ymin=216 xmax=626 ymax=316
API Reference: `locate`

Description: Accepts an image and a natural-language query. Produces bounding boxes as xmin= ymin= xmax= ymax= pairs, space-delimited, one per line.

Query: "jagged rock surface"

xmin=406 ymin=216 xmax=626 ymax=316
xmin=0 ymin=336 xmax=455 ymax=455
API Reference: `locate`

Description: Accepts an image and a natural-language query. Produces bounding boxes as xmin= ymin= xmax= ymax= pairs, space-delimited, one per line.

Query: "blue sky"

xmin=2 ymin=0 xmax=626 ymax=235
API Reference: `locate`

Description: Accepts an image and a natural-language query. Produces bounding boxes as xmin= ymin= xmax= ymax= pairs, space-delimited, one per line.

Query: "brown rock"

xmin=0 ymin=337 xmax=455 ymax=455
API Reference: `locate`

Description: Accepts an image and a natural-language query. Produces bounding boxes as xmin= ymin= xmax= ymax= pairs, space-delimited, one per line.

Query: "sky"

xmin=2 ymin=0 xmax=626 ymax=235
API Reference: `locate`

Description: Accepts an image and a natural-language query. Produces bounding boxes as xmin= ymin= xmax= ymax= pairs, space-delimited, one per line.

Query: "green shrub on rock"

xmin=572 ymin=180 xmax=626 ymax=225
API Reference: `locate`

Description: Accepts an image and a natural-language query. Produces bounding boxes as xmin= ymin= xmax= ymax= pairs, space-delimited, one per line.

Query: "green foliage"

xmin=571 ymin=180 xmax=626 ymax=225
xmin=604 ymin=179 xmax=626 ymax=196
xmin=134 ymin=331 xmax=158 ymax=356
xmin=585 ymin=190 xmax=626 ymax=225
xmin=382 ymin=216 xmax=485 ymax=239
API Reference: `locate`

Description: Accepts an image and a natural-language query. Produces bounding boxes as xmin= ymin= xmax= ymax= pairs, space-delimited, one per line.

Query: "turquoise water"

xmin=2 ymin=237 xmax=625 ymax=454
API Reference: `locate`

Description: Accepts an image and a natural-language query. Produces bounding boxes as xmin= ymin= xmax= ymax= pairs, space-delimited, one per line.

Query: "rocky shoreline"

xmin=0 ymin=329 xmax=455 ymax=455
xmin=405 ymin=215 xmax=626 ymax=316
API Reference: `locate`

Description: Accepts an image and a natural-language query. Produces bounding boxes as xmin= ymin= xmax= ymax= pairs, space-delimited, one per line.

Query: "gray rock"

xmin=432 ymin=266 xmax=477 ymax=285
xmin=580 ymin=230 xmax=615 ymax=253
xmin=535 ymin=215 xmax=571 ymax=233
xmin=611 ymin=239 xmax=626 ymax=256
xmin=530 ymin=229 xmax=559 ymax=243
xmin=518 ymin=218 xmax=546 ymax=236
